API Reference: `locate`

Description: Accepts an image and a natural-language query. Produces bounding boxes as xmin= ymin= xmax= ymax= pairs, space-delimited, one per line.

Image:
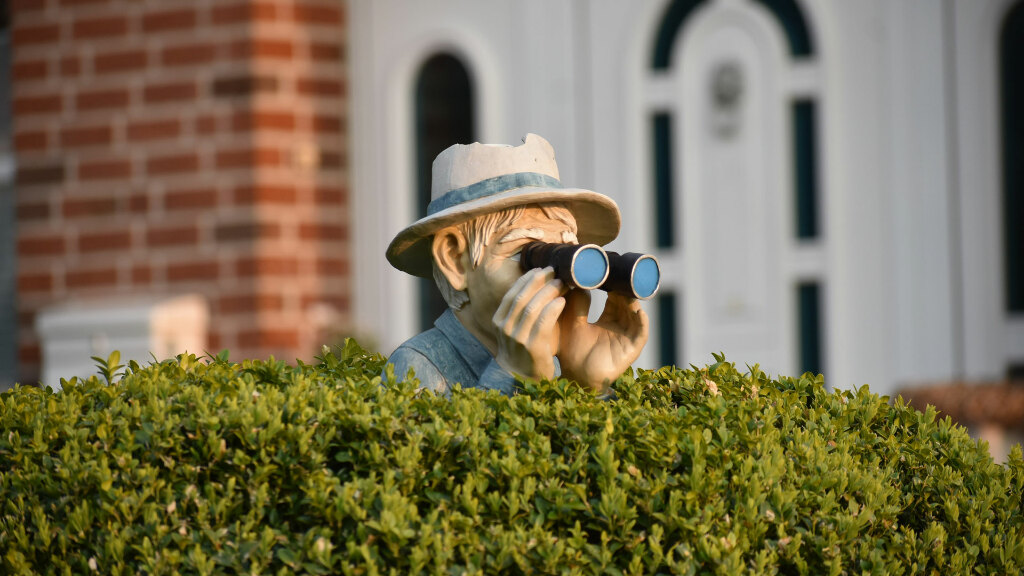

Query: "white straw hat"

xmin=387 ymin=133 xmax=622 ymax=277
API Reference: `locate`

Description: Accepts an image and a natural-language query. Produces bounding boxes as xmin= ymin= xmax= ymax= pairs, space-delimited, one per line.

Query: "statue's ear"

xmin=431 ymin=226 xmax=469 ymax=292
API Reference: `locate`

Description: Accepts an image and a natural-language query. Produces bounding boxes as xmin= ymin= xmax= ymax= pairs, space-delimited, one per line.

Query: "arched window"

xmin=750 ymin=0 xmax=813 ymax=58
xmin=413 ymin=53 xmax=475 ymax=331
xmin=1001 ymin=2 xmax=1024 ymax=314
xmin=651 ymin=0 xmax=706 ymax=70
xmin=652 ymin=0 xmax=814 ymax=64
xmin=649 ymin=0 xmax=820 ymax=248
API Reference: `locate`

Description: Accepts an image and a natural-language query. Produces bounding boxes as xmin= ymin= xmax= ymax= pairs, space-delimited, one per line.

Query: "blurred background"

xmin=0 ymin=0 xmax=1021 ymax=455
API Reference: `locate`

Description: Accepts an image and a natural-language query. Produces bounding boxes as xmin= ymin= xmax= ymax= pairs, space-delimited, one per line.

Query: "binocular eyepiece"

xmin=519 ymin=242 xmax=661 ymax=300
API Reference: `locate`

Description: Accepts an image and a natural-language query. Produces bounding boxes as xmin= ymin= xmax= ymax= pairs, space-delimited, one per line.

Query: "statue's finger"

xmin=530 ymin=297 xmax=566 ymax=346
xmin=561 ymin=286 xmax=591 ymax=321
xmin=513 ymin=279 xmax=564 ymax=340
xmin=494 ymin=266 xmax=553 ymax=327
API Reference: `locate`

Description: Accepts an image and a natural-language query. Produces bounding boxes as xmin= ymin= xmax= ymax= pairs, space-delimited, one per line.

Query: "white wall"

xmin=953 ymin=0 xmax=1018 ymax=380
xmin=885 ymin=0 xmax=958 ymax=385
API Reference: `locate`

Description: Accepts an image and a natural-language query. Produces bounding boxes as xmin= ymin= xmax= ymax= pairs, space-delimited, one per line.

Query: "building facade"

xmin=2 ymin=0 xmax=1021 ymax=400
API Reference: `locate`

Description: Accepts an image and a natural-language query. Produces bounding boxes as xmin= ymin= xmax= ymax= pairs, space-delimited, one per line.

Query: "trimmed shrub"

xmin=1 ymin=341 xmax=1022 ymax=575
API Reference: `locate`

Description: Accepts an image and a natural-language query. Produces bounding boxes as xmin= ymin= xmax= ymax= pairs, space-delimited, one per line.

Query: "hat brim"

xmin=386 ymin=187 xmax=622 ymax=278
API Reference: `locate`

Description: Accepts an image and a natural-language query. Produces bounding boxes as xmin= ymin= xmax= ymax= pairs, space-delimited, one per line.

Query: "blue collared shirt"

xmin=385 ymin=309 xmax=523 ymax=395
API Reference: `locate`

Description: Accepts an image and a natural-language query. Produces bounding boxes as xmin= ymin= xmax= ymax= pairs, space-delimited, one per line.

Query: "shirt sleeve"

xmin=385 ymin=345 xmax=449 ymax=395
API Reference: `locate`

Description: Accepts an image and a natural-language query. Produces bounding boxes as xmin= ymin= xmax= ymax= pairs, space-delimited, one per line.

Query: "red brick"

xmin=18 ymin=202 xmax=51 ymax=221
xmin=60 ymin=56 xmax=81 ymax=77
xmin=127 ymin=119 xmax=180 ymax=142
xmin=18 ymin=235 xmax=65 ymax=257
xmin=15 ymin=130 xmax=48 ymax=152
xmin=162 ymin=42 xmax=218 ymax=67
xmin=296 ymin=77 xmax=344 ymax=97
xmin=66 ymin=267 xmax=117 ymax=288
xmin=312 ymin=114 xmax=343 ymax=134
xmin=14 ymin=93 xmax=62 ymax=116
xmin=147 ymin=153 xmax=199 ymax=175
xmin=77 ymin=88 xmax=130 ymax=111
xmin=207 ymin=330 xmax=224 ymax=351
xmin=60 ymin=124 xmax=113 ymax=148
xmin=299 ymin=223 xmax=347 ymax=241
xmin=167 ymin=261 xmax=219 ymax=282
xmin=11 ymin=0 xmax=48 ymax=12
xmin=316 ymin=257 xmax=348 ymax=276
xmin=18 ymin=272 xmax=52 ymax=293
xmin=12 ymin=59 xmax=48 ymax=82
xmin=219 ymin=293 xmax=283 ymax=315
xmin=131 ymin=265 xmax=152 ymax=286
xmin=13 ymin=24 xmax=61 ymax=46
xmin=310 ymin=42 xmax=344 ymax=62
xmin=314 ymin=186 xmax=345 ymax=205
xmin=230 ymin=38 xmax=293 ymax=60
xmin=215 ymin=221 xmax=280 ymax=242
xmin=16 ymin=163 xmax=65 ymax=186
xmin=319 ymin=150 xmax=343 ymax=169
xmin=292 ymin=3 xmax=343 ymax=26
xmin=233 ymin=185 xmax=296 ymax=205
xmin=235 ymin=256 xmax=299 ymax=277
xmin=212 ymin=1 xmax=277 ymax=25
xmin=63 ymin=196 xmax=116 ymax=218
xmin=216 ymin=148 xmax=281 ymax=169
xmin=196 ymin=115 xmax=218 ymax=134
xmin=79 ymin=159 xmax=132 ymax=181
xmin=147 ymin=225 xmax=198 ymax=247
xmin=128 ymin=194 xmax=148 ymax=213
xmin=232 ymin=110 xmax=295 ymax=132
xmin=142 ymin=9 xmax=197 ymax=33
xmin=95 ymin=49 xmax=148 ymax=74
xmin=238 ymin=328 xmax=299 ymax=349
xmin=211 ymin=74 xmax=277 ymax=98
xmin=165 ymin=188 xmax=217 ymax=211
xmin=73 ymin=15 xmax=128 ymax=40
xmin=143 ymin=81 xmax=196 ymax=104
xmin=79 ymin=230 xmax=132 ymax=253
xmin=18 ymin=343 xmax=41 ymax=366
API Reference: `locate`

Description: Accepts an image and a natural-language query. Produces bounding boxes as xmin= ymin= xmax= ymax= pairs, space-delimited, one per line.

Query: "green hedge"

xmin=1 ymin=341 xmax=1022 ymax=575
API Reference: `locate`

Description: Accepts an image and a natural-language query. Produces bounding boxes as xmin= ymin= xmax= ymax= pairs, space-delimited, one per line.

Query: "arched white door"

xmin=643 ymin=0 xmax=824 ymax=376
xmin=680 ymin=9 xmax=789 ymax=372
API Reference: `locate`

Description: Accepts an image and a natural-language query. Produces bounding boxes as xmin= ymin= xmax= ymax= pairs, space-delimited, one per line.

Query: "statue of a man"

xmin=385 ymin=134 xmax=649 ymax=395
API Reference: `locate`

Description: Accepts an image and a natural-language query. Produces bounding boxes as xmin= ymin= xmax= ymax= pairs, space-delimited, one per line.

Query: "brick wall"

xmin=10 ymin=0 xmax=350 ymax=382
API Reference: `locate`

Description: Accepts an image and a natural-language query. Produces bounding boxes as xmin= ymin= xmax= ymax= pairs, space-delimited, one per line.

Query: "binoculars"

xmin=519 ymin=242 xmax=661 ymax=300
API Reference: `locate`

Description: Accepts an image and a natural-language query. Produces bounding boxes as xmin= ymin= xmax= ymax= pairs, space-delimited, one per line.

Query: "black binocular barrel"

xmin=519 ymin=242 xmax=609 ymax=290
xmin=601 ymin=252 xmax=661 ymax=300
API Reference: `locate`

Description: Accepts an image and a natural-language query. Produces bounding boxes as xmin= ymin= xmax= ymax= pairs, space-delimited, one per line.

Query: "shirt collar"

xmin=435 ymin=309 xmax=494 ymax=378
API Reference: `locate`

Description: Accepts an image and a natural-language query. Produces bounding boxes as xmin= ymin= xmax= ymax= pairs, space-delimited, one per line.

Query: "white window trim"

xmin=349 ymin=10 xmax=504 ymax=356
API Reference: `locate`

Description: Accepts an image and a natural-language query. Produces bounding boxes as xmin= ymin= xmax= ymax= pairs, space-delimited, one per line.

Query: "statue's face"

xmin=464 ymin=206 xmax=578 ymax=342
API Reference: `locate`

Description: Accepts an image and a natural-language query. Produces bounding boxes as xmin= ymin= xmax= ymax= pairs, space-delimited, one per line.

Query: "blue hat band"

xmin=427 ymin=172 xmax=563 ymax=216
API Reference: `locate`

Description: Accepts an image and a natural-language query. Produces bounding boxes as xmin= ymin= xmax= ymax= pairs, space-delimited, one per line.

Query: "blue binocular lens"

xmin=569 ymin=246 xmax=610 ymax=289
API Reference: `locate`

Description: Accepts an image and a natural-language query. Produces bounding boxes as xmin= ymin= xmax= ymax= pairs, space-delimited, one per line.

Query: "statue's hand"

xmin=491 ymin=267 xmax=568 ymax=380
xmin=557 ymin=289 xmax=649 ymax=394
